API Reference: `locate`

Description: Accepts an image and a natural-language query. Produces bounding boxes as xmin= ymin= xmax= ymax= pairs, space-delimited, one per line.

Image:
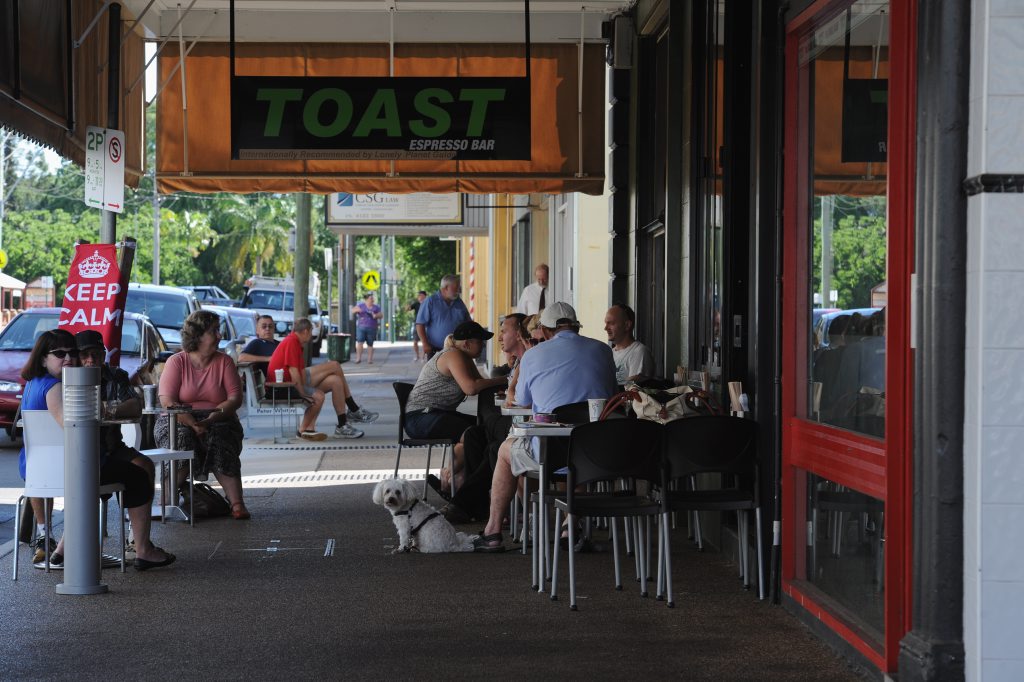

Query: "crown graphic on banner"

xmin=79 ymin=250 xmax=112 ymax=279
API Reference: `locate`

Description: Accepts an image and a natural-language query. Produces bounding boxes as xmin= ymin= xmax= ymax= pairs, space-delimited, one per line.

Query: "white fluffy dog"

xmin=372 ymin=477 xmax=476 ymax=553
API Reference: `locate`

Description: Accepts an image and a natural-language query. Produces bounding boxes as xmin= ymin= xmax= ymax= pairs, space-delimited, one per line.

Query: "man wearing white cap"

xmin=472 ymin=301 xmax=617 ymax=552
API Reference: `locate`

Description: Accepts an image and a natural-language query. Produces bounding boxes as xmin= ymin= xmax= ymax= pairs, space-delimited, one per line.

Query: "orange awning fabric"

xmin=812 ymin=47 xmax=888 ymax=197
xmin=156 ymin=42 xmax=606 ymax=196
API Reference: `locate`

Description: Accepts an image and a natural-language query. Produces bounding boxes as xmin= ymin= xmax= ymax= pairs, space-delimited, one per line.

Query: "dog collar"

xmin=394 ymin=499 xmax=419 ymax=517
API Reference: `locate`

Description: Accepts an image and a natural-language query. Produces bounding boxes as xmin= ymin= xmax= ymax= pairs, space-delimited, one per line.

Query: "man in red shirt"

xmin=267 ymin=319 xmax=370 ymax=440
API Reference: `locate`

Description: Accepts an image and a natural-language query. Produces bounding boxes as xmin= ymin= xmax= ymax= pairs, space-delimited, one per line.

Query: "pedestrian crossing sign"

xmin=362 ymin=270 xmax=381 ymax=290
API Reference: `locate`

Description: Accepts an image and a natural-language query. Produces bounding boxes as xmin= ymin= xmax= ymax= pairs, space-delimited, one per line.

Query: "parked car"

xmin=204 ymin=305 xmax=259 ymax=360
xmin=182 ymin=285 xmax=237 ymax=307
xmin=814 ymin=307 xmax=883 ymax=348
xmin=0 ymin=308 xmax=167 ymax=437
xmin=240 ymin=277 xmax=326 ymax=349
xmin=206 ymin=305 xmax=259 ymax=344
xmin=125 ymin=283 xmax=200 ymax=350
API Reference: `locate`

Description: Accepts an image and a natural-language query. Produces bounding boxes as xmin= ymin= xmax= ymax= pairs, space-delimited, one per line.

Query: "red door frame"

xmin=780 ymin=0 xmax=916 ymax=673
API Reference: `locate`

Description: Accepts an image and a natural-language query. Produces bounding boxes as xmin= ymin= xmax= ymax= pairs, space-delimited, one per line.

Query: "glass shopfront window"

xmin=782 ymin=0 xmax=914 ymax=671
xmin=803 ymin=3 xmax=889 ymax=439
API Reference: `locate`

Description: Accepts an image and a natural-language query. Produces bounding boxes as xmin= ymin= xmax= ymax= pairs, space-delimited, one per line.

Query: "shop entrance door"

xmin=781 ymin=0 xmax=916 ymax=673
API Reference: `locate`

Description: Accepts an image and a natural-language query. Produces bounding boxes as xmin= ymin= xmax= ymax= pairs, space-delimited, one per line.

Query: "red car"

xmin=0 ymin=308 xmax=167 ymax=437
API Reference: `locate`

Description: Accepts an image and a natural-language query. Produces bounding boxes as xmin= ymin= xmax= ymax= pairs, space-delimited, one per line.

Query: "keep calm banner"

xmin=58 ymin=244 xmax=129 ymax=366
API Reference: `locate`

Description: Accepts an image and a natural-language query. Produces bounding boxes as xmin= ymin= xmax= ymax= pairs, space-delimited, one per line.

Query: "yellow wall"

xmin=576 ymin=192 xmax=611 ymax=339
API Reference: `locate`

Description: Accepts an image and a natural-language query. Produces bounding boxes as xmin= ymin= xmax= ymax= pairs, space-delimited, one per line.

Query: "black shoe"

xmin=426 ymin=474 xmax=452 ymax=502
xmin=33 ymin=552 xmax=63 ymax=570
xmin=440 ymin=503 xmax=472 ymax=525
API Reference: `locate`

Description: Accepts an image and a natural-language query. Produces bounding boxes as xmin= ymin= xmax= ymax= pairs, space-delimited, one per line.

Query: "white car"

xmin=240 ymin=288 xmax=325 ymax=345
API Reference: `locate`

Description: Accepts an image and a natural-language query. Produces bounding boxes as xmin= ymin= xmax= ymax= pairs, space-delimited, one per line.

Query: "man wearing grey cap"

xmin=472 ymin=302 xmax=617 ymax=552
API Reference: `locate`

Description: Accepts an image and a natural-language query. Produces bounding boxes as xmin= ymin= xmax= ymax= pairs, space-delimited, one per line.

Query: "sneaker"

xmin=101 ymin=553 xmax=121 ymax=569
xmin=33 ymin=552 xmax=64 ymax=570
xmin=298 ymin=430 xmax=328 ymax=442
xmin=348 ymin=408 xmax=379 ymax=423
xmin=334 ymin=423 xmax=364 ymax=439
xmin=31 ymin=536 xmax=56 ymax=564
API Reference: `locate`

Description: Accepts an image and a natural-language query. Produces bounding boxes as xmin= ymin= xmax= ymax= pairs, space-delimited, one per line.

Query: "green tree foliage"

xmin=812 ymin=196 xmax=887 ymax=310
xmin=3 ymin=206 xmax=214 ymax=298
xmin=2 ymin=132 xmax=459 ymax=315
xmin=209 ymin=194 xmax=294 ymax=288
xmin=4 ymin=209 xmax=95 ymax=296
xmin=351 ymin=235 xmax=456 ymax=333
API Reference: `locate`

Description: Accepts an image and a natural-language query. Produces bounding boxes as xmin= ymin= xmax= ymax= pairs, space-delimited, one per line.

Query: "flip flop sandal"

xmin=427 ymin=474 xmax=452 ymax=501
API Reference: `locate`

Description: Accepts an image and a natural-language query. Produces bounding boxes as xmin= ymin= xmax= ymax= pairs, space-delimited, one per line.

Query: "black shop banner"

xmin=231 ymin=76 xmax=531 ymax=161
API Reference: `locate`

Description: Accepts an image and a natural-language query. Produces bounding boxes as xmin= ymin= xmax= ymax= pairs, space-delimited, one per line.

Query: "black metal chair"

xmin=659 ymin=416 xmax=763 ymax=607
xmin=392 ymin=382 xmax=459 ymax=499
xmin=549 ymin=419 xmax=665 ymax=609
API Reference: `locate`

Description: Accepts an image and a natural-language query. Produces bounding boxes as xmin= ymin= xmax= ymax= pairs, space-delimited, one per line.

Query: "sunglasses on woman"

xmin=49 ymin=348 xmax=80 ymax=359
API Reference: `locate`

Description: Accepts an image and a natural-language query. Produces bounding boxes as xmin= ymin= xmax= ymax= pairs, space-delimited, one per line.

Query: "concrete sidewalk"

xmin=0 ymin=343 xmax=865 ymax=680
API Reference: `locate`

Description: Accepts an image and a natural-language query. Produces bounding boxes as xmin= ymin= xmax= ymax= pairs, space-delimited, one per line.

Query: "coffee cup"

xmin=274 ymin=368 xmax=285 ymax=382
xmin=142 ymin=385 xmax=157 ymax=411
xmin=588 ymin=398 xmax=607 ymax=422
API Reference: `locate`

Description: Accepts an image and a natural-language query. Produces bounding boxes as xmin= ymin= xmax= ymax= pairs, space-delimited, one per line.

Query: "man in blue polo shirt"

xmin=471 ymin=301 xmax=617 ymax=552
xmin=415 ymin=274 xmax=470 ymax=359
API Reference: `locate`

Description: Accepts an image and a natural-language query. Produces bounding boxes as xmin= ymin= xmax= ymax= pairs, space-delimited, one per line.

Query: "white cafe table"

xmin=141 ymin=407 xmax=208 ymax=524
xmin=495 ymin=395 xmax=533 ymax=416
xmin=509 ymin=420 xmax=576 ymax=592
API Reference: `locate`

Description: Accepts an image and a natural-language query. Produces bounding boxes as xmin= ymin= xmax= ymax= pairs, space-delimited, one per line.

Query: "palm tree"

xmin=211 ymin=194 xmax=294 ymax=282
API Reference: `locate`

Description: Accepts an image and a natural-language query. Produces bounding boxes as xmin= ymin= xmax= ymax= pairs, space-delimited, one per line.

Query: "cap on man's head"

xmin=452 ymin=321 xmax=494 ymax=341
xmin=540 ymin=302 xmax=579 ymax=329
xmin=75 ymin=329 xmax=106 ymax=352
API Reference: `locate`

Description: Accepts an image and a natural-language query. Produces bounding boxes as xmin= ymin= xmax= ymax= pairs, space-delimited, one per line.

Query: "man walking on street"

xmin=415 ymin=274 xmax=470 ymax=360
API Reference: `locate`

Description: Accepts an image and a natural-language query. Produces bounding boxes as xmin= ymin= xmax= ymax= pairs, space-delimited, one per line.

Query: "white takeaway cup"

xmin=274 ymin=368 xmax=285 ymax=383
xmin=588 ymin=398 xmax=608 ymax=422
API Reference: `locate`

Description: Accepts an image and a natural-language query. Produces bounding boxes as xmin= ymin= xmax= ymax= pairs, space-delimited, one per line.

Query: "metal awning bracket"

xmin=74 ymin=1 xmax=113 ymax=49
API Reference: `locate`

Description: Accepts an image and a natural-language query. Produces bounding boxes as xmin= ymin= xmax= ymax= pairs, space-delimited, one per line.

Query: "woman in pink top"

xmin=156 ymin=310 xmax=249 ymax=519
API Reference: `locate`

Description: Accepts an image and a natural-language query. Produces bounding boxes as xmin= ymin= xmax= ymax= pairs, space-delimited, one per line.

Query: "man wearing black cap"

xmin=35 ymin=331 xmax=175 ymax=571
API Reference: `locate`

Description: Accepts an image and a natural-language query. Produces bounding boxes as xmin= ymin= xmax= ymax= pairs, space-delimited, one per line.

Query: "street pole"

xmin=380 ymin=235 xmax=387 ymax=341
xmin=99 ymin=3 xmax=120 ymax=245
xmin=294 ymin=193 xmax=311 ymax=327
xmin=152 ymin=168 xmax=160 ymax=283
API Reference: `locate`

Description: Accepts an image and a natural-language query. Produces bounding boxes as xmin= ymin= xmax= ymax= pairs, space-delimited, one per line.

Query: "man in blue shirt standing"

xmin=472 ymin=301 xmax=617 ymax=552
xmin=415 ymin=274 xmax=470 ymax=359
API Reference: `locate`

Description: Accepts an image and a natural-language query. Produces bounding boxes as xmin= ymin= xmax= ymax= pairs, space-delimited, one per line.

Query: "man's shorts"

xmin=356 ymin=327 xmax=377 ymax=346
xmin=509 ymin=436 xmax=541 ymax=476
xmin=270 ymin=367 xmax=315 ymax=401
